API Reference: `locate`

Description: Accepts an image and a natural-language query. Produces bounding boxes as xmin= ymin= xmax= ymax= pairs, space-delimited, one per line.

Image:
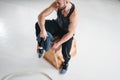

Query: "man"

xmin=35 ymin=0 xmax=78 ymax=74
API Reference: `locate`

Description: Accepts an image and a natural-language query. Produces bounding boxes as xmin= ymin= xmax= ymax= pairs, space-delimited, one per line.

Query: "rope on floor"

xmin=1 ymin=71 xmax=53 ymax=80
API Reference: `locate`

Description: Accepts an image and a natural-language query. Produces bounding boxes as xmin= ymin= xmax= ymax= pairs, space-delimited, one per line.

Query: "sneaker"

xmin=60 ymin=63 xmax=68 ymax=74
xmin=38 ymin=49 xmax=44 ymax=58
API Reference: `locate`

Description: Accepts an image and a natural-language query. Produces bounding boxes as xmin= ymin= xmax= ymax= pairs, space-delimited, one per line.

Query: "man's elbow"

xmin=68 ymin=31 xmax=75 ymax=37
xmin=38 ymin=12 xmax=45 ymax=20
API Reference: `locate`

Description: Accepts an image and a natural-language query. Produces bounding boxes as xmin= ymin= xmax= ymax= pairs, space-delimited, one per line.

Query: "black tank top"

xmin=56 ymin=3 xmax=75 ymax=32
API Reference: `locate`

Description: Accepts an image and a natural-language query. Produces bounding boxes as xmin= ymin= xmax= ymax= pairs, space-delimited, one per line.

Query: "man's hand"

xmin=40 ymin=30 xmax=48 ymax=41
xmin=52 ymin=42 xmax=61 ymax=50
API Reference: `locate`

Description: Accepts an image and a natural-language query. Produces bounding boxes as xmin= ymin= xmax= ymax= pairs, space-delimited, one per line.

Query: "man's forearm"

xmin=38 ymin=14 xmax=46 ymax=32
xmin=58 ymin=32 xmax=74 ymax=45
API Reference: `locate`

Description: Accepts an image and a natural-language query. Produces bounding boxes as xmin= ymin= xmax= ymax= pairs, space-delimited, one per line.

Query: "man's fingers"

xmin=44 ymin=38 xmax=46 ymax=41
xmin=43 ymin=36 xmax=47 ymax=41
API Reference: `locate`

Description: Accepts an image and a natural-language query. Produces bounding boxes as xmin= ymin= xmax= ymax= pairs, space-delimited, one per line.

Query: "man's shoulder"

xmin=70 ymin=7 xmax=79 ymax=18
xmin=69 ymin=6 xmax=79 ymax=22
xmin=49 ymin=1 xmax=58 ymax=11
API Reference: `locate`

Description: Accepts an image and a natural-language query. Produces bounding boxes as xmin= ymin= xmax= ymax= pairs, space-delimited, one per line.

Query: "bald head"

xmin=56 ymin=0 xmax=69 ymax=3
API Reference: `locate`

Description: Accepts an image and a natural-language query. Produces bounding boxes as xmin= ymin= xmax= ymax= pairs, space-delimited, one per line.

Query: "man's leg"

xmin=60 ymin=37 xmax=73 ymax=74
xmin=35 ymin=22 xmax=44 ymax=58
xmin=35 ymin=20 xmax=59 ymax=58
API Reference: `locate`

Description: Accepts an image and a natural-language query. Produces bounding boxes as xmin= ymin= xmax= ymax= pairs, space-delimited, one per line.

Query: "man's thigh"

xmin=45 ymin=20 xmax=60 ymax=36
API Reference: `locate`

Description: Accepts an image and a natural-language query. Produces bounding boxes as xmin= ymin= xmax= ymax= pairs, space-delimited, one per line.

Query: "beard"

xmin=59 ymin=5 xmax=66 ymax=10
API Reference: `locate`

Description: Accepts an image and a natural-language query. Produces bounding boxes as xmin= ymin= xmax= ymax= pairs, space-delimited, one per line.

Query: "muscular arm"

xmin=52 ymin=8 xmax=79 ymax=50
xmin=38 ymin=2 xmax=57 ymax=32
xmin=58 ymin=8 xmax=79 ymax=45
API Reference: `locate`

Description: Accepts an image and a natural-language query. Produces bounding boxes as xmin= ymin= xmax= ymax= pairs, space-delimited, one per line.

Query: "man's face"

xmin=56 ymin=0 xmax=66 ymax=9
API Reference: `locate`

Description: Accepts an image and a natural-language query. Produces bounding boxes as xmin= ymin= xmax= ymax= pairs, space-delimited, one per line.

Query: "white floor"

xmin=0 ymin=0 xmax=120 ymax=80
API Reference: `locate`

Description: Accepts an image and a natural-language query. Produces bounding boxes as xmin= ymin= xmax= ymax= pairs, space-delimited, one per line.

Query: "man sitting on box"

xmin=35 ymin=0 xmax=79 ymax=74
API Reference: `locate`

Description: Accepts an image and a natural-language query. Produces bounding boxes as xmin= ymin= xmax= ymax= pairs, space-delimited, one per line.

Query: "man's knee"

xmin=35 ymin=22 xmax=41 ymax=37
xmin=35 ymin=22 xmax=39 ymax=30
